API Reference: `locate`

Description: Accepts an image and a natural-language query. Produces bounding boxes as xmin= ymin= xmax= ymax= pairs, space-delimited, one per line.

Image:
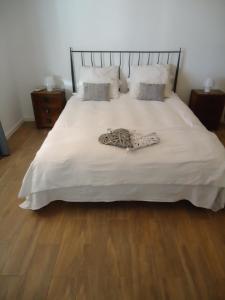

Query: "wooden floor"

xmin=0 ymin=122 xmax=225 ymax=300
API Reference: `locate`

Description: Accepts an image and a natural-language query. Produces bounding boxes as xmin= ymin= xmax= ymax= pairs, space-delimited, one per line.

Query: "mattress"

xmin=19 ymin=92 xmax=225 ymax=210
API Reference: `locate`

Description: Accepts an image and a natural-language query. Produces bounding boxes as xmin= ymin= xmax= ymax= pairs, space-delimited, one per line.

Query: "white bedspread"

xmin=19 ymin=93 xmax=225 ymax=210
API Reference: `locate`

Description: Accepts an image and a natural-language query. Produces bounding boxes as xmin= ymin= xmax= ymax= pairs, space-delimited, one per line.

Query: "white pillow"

xmin=78 ymin=66 xmax=119 ymax=99
xmin=129 ymin=64 xmax=172 ymax=98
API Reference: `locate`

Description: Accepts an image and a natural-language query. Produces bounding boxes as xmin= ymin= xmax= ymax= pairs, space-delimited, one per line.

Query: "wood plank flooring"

xmin=0 ymin=122 xmax=224 ymax=300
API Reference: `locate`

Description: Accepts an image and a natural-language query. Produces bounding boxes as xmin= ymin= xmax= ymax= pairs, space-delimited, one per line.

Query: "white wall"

xmin=1 ymin=0 xmax=225 ymax=121
xmin=0 ymin=7 xmax=23 ymax=137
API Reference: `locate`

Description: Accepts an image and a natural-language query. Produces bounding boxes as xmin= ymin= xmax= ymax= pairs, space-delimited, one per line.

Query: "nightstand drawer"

xmin=41 ymin=106 xmax=62 ymax=116
xmin=41 ymin=116 xmax=54 ymax=128
xmin=41 ymin=114 xmax=59 ymax=128
xmin=32 ymin=94 xmax=64 ymax=108
xmin=195 ymin=95 xmax=224 ymax=108
xmin=31 ymin=89 xmax=66 ymax=129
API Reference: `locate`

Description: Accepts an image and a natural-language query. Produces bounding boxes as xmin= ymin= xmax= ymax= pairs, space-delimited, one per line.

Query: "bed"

xmin=18 ymin=49 xmax=225 ymax=210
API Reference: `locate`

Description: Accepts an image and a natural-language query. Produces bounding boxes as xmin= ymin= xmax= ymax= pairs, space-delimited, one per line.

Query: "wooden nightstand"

xmin=31 ymin=89 xmax=66 ymax=129
xmin=189 ymin=89 xmax=225 ymax=130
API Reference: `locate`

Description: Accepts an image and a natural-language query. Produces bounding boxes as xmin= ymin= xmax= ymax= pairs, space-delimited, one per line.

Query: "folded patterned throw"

xmin=98 ymin=128 xmax=160 ymax=151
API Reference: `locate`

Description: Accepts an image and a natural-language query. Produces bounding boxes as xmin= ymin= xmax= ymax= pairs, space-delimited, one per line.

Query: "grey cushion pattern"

xmin=137 ymin=83 xmax=165 ymax=101
xmin=98 ymin=128 xmax=160 ymax=151
xmin=99 ymin=128 xmax=133 ymax=148
xmin=83 ymin=82 xmax=110 ymax=101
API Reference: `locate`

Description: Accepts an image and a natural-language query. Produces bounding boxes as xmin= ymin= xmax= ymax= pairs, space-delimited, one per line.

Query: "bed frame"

xmin=70 ymin=48 xmax=182 ymax=93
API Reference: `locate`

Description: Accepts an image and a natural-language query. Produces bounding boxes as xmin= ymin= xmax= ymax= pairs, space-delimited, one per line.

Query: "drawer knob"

xmin=45 ymin=108 xmax=50 ymax=114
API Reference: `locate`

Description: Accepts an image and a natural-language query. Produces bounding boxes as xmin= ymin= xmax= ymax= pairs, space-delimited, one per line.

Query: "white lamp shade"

xmin=45 ymin=76 xmax=55 ymax=91
xmin=204 ymin=77 xmax=214 ymax=93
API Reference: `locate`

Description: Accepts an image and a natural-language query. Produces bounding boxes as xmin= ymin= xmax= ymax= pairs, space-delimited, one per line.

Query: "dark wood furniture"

xmin=0 ymin=121 xmax=10 ymax=156
xmin=189 ymin=89 xmax=225 ymax=130
xmin=31 ymin=89 xmax=66 ymax=129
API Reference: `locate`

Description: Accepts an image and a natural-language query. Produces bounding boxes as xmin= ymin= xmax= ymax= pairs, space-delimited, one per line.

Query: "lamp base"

xmin=46 ymin=86 xmax=53 ymax=92
xmin=204 ymin=87 xmax=211 ymax=93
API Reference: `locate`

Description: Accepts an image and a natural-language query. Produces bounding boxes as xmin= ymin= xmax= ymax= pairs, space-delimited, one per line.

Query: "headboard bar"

xmin=167 ymin=53 xmax=170 ymax=64
xmin=147 ymin=53 xmax=151 ymax=65
xmin=110 ymin=52 xmax=112 ymax=66
xmin=70 ymin=47 xmax=76 ymax=93
xmin=71 ymin=50 xmax=181 ymax=54
xmin=128 ymin=52 xmax=131 ymax=78
xmin=173 ymin=48 xmax=181 ymax=92
xmin=100 ymin=53 xmax=103 ymax=67
xmin=70 ymin=48 xmax=182 ymax=93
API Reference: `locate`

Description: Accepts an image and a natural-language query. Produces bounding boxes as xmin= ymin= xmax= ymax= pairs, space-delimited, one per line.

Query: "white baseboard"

xmin=5 ymin=116 xmax=35 ymax=139
xmin=5 ymin=118 xmax=24 ymax=139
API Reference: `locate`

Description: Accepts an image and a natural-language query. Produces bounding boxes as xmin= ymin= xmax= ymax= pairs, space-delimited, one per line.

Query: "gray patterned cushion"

xmin=137 ymin=83 xmax=165 ymax=101
xmin=83 ymin=82 xmax=110 ymax=101
xmin=98 ymin=128 xmax=160 ymax=150
xmin=99 ymin=128 xmax=133 ymax=148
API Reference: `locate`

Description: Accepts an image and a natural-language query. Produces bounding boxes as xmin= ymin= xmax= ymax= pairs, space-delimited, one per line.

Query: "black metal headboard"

xmin=70 ymin=48 xmax=181 ymax=93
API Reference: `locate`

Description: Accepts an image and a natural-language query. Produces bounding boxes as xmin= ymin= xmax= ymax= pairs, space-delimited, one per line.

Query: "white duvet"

xmin=19 ymin=93 xmax=225 ymax=210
